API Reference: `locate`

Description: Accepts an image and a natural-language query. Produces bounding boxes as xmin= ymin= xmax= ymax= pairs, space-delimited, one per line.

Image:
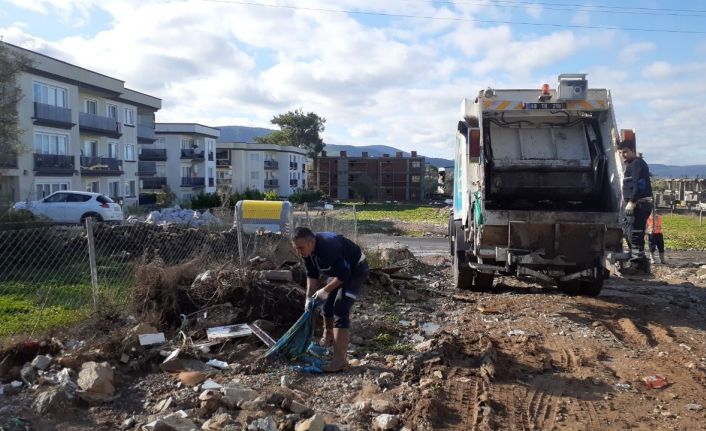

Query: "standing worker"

xmin=618 ymin=134 xmax=653 ymax=274
xmin=291 ymin=227 xmax=369 ymax=373
xmin=647 ymin=211 xmax=666 ymax=264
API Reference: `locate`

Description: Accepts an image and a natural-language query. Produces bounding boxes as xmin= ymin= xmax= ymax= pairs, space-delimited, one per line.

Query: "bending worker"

xmin=291 ymin=227 xmax=369 ymax=373
xmin=647 ymin=211 xmax=666 ymax=264
xmin=618 ymin=136 xmax=653 ymax=273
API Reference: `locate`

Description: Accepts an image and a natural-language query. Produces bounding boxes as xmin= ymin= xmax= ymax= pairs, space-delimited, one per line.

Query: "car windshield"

xmin=96 ymin=195 xmax=114 ymax=204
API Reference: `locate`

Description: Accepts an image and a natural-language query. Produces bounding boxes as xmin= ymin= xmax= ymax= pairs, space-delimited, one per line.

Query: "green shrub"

xmin=191 ymin=192 xmax=222 ymax=210
xmin=289 ymin=189 xmax=324 ymax=204
xmin=227 ymin=189 xmax=265 ymax=207
xmin=264 ymin=190 xmax=280 ymax=201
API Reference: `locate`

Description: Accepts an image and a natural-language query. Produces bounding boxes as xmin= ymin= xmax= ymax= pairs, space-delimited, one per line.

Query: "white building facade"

xmin=215 ymin=142 xmax=308 ymax=197
xmin=0 ymin=43 xmax=161 ymax=208
xmin=151 ymin=123 xmax=218 ymax=203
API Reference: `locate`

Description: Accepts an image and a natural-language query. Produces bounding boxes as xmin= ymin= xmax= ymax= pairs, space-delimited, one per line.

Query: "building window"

xmin=86 ymin=181 xmax=99 ymax=193
xmin=411 ymin=175 xmax=421 ymax=183
xmin=124 ymin=108 xmax=135 ymax=125
xmin=84 ymin=99 xmax=98 ymax=115
xmin=181 ymin=166 xmax=193 ymax=177
xmin=83 ymin=140 xmax=97 ymax=157
xmin=251 ymin=171 xmax=259 ymax=180
xmin=125 ymin=180 xmax=136 ymax=197
xmin=181 ymin=138 xmax=195 ymax=149
xmin=109 ymin=181 xmax=120 ymax=198
xmin=207 ymin=139 xmax=214 ymax=154
xmin=106 ymin=103 xmax=118 ymax=119
xmin=125 ymin=144 xmax=135 ymax=161
xmin=208 ymin=167 xmax=214 ymax=182
xmin=33 ymin=82 xmax=68 ymax=107
xmin=182 ymin=193 xmax=193 ymax=201
xmin=35 ymin=182 xmax=69 ymax=199
xmin=33 ymin=132 xmax=68 ymax=155
xmin=108 ymin=142 xmax=119 ymax=159
xmin=412 ymin=161 xmax=421 ymax=168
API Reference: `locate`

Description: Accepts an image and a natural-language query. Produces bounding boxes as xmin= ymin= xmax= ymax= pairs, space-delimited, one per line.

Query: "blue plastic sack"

xmin=264 ymin=297 xmax=319 ymax=360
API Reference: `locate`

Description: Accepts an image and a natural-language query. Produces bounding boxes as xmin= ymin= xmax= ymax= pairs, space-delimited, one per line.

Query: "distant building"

xmin=146 ymin=123 xmax=219 ymax=203
xmin=215 ymin=141 xmax=308 ymax=197
xmin=312 ymin=150 xmax=425 ymax=201
xmin=657 ymin=178 xmax=706 ymax=207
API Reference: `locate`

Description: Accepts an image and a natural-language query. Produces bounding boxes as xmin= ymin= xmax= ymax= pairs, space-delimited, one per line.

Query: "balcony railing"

xmin=142 ymin=177 xmax=167 ymax=190
xmin=79 ymin=112 xmax=122 ymax=137
xmin=80 ymin=156 xmax=123 ymax=175
xmin=264 ymin=179 xmax=279 ymax=188
xmin=0 ymin=154 xmax=18 ymax=168
xmin=34 ymin=153 xmax=75 ymax=174
xmin=181 ymin=177 xmax=205 ymax=187
xmin=216 ymin=159 xmax=231 ymax=167
xmin=264 ymin=160 xmax=279 ymax=170
xmin=139 ymin=148 xmax=167 ymax=161
xmin=181 ymin=149 xmax=205 ymax=159
xmin=137 ymin=124 xmax=157 ymax=142
xmin=290 ymin=162 xmax=298 ymax=170
xmin=137 ymin=161 xmax=157 ymax=176
xmin=33 ymin=103 xmax=73 ymax=129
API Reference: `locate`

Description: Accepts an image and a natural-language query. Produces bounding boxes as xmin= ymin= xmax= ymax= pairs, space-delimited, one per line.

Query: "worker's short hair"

xmin=617 ymin=139 xmax=636 ymax=151
xmin=293 ymin=227 xmax=315 ymax=241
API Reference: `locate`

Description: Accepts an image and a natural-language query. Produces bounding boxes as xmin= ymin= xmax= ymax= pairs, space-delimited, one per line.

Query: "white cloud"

xmin=619 ymin=41 xmax=656 ymax=64
xmin=642 ymin=61 xmax=675 ymax=80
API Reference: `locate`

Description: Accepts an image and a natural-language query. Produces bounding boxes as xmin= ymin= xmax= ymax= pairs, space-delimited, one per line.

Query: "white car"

xmin=14 ymin=191 xmax=124 ymax=224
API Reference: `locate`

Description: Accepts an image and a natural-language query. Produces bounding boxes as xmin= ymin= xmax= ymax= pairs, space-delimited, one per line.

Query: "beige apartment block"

xmin=0 ymin=43 xmax=161 ymax=208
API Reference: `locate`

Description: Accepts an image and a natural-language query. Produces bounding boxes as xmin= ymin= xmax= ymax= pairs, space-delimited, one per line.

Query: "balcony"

xmin=290 ymin=162 xmax=298 ymax=170
xmin=142 ymin=177 xmax=167 ymax=190
xmin=33 ymin=103 xmax=74 ymax=129
xmin=33 ymin=154 xmax=75 ymax=175
xmin=181 ymin=149 xmax=205 ymax=160
xmin=80 ymin=156 xmax=123 ymax=176
xmin=181 ymin=177 xmax=205 ymax=188
xmin=79 ymin=112 xmax=122 ymax=138
xmin=216 ymin=159 xmax=231 ymax=167
xmin=264 ymin=179 xmax=279 ymax=189
xmin=137 ymin=161 xmax=157 ymax=176
xmin=137 ymin=124 xmax=157 ymax=142
xmin=0 ymin=154 xmax=18 ymax=168
xmin=139 ymin=148 xmax=167 ymax=161
xmin=264 ymin=160 xmax=279 ymax=170
xmin=216 ymin=177 xmax=232 ymax=186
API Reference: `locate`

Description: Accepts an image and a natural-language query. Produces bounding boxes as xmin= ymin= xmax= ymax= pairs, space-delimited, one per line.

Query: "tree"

xmin=351 ymin=175 xmax=376 ymax=205
xmin=0 ymin=41 xmax=31 ymax=170
xmin=255 ymin=108 xmax=326 ymax=158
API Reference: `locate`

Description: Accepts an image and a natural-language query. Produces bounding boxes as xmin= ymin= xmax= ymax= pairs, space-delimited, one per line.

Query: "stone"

xmin=222 ymin=383 xmax=258 ymax=407
xmin=77 ymin=361 xmax=114 ymax=396
xmin=289 ymin=400 xmax=311 ymax=414
xmin=240 ymin=396 xmax=266 ymax=411
xmin=375 ymin=372 xmax=395 ymax=389
xmin=378 ymin=243 xmax=414 ymax=263
xmin=201 ymin=379 xmax=222 ymax=390
xmin=151 ymin=413 xmax=198 ymax=431
xmin=202 ymin=413 xmax=233 ymax=430
xmin=295 ymin=414 xmax=325 ymax=431
xmin=350 ymin=335 xmax=364 ymax=345
xmin=373 ymin=414 xmax=399 ymax=431
xmin=32 ymin=388 xmax=72 ymax=415
xmin=281 ymin=375 xmax=293 ymax=388
xmin=154 ymin=397 xmax=174 ymax=413
xmin=686 ymin=403 xmax=704 ymax=412
xmin=31 ymin=355 xmax=52 ymax=370
xmin=354 ymin=400 xmax=372 ymax=412
xmin=179 ymin=371 xmax=207 ymax=386
xmin=414 ymin=340 xmax=434 ymax=353
xmin=371 ymin=398 xmax=394 ymax=414
xmin=20 ymin=362 xmax=38 ymax=385
xmin=122 ymin=418 xmax=136 ymax=429
xmin=247 ymin=416 xmax=277 ymax=431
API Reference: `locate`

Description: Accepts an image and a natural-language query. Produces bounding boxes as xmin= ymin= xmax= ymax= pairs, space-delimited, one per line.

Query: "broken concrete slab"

xmin=247 ymin=416 xmax=277 ymax=431
xmin=139 ymin=333 xmax=166 ymax=346
xmin=295 ymin=414 xmax=325 ymax=431
xmin=31 ymin=354 xmax=52 ymax=370
xmin=372 ymin=414 xmax=399 ymax=431
xmin=33 ymin=387 xmax=72 ymax=415
xmin=221 ymin=382 xmax=258 ymax=407
xmin=77 ymin=361 xmax=114 ymax=396
xmin=206 ymin=324 xmax=253 ymax=340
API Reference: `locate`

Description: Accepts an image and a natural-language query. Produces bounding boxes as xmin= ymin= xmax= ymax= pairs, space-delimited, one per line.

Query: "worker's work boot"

xmin=648 ymin=252 xmax=655 ymax=263
xmin=319 ymin=317 xmax=334 ymax=347
xmin=322 ymin=328 xmax=350 ymax=373
xmin=659 ymin=252 xmax=667 ymax=265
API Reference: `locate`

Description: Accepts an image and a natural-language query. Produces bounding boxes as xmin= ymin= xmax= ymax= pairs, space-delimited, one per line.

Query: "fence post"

xmin=236 ymin=211 xmax=244 ymax=265
xmin=304 ymin=202 xmax=311 ymax=225
xmin=701 ymin=209 xmax=703 ymax=226
xmin=85 ymin=218 xmax=99 ymax=311
xmin=353 ymin=204 xmax=358 ymax=243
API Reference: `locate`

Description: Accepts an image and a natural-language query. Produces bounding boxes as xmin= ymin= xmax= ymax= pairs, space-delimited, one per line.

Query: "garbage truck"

xmin=449 ymin=74 xmax=631 ymax=296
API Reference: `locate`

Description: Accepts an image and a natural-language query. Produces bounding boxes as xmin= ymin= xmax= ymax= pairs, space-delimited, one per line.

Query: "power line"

xmin=204 ymin=0 xmax=706 ymax=34
xmin=402 ymin=0 xmax=706 ymax=18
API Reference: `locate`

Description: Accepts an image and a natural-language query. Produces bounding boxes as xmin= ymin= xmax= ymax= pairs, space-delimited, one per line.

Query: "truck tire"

xmin=579 ymin=271 xmax=604 ymax=297
xmin=453 ymin=251 xmax=474 ymax=290
xmin=557 ymin=280 xmax=581 ymax=296
xmin=474 ymin=272 xmax=494 ymax=291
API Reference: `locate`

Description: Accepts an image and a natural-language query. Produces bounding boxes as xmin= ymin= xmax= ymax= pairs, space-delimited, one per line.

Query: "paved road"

xmin=359 ymin=234 xmax=449 ymax=256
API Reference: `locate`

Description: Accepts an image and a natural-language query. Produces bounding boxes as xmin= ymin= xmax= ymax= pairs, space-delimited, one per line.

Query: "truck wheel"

xmin=453 ymin=252 xmax=474 ymax=290
xmin=579 ymin=275 xmax=604 ymax=297
xmin=474 ymin=272 xmax=494 ymax=291
xmin=557 ymin=280 xmax=581 ymax=296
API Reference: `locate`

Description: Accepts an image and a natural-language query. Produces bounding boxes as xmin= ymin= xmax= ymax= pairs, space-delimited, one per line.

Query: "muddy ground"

xmin=1 ymin=251 xmax=706 ymax=431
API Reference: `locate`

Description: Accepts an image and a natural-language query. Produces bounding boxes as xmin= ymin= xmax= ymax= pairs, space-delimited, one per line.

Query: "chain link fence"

xmin=0 ymin=204 xmax=360 ymax=340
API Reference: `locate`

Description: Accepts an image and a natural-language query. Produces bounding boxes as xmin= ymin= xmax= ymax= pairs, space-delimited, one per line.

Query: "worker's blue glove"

xmin=305 ymin=295 xmax=320 ymax=312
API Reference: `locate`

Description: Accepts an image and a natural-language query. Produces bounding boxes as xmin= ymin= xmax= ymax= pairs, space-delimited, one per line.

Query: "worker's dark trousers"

xmin=629 ymin=201 xmax=653 ymax=260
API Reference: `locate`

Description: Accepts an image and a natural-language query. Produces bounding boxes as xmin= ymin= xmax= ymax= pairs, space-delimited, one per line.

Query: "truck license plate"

xmin=525 ymin=102 xmax=566 ymax=109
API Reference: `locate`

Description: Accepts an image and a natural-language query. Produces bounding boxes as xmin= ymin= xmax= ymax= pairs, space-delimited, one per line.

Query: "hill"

xmin=216 ymin=125 xmax=275 ymax=143
xmin=650 ymin=164 xmax=706 ymax=179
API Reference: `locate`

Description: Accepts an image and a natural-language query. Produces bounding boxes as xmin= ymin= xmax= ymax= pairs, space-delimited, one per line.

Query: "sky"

xmin=2 ymin=0 xmax=706 ymax=164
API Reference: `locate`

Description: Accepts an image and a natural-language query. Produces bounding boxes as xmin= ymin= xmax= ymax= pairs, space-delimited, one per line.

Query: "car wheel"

xmin=80 ymin=213 xmax=103 ymax=224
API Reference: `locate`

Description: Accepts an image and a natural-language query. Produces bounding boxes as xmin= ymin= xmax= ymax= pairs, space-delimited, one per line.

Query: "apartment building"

xmin=215 ymin=141 xmax=308 ymax=197
xmin=312 ymin=150 xmax=425 ymax=201
xmin=0 ymin=43 xmax=161 ymax=207
xmin=147 ymin=123 xmax=218 ymax=203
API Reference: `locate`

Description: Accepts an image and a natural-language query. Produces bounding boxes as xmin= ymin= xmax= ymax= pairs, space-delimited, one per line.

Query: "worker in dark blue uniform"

xmin=618 ymin=138 xmax=653 ymax=273
xmin=292 ymin=227 xmax=369 ymax=372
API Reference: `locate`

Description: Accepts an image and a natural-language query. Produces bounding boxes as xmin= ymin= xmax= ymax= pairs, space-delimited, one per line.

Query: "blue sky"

xmin=2 ymin=0 xmax=706 ymax=164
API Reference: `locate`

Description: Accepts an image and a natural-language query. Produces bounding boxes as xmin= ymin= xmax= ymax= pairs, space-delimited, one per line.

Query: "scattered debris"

xmin=643 ymin=374 xmax=669 ymax=389
xmin=77 ymin=361 xmax=114 ymax=399
xmin=262 ymin=269 xmax=294 ymax=282
xmin=206 ymin=324 xmax=253 ymax=340
xmin=138 ymin=333 xmax=166 ymax=346
xmin=295 ymin=414 xmax=325 ymax=431
xmin=205 ymin=359 xmax=229 ymax=369
xmin=686 ymin=403 xmax=703 ymax=412
xmin=373 ymin=414 xmax=399 ymax=431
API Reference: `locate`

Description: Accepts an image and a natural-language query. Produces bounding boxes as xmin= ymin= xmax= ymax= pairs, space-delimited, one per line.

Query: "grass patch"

xmin=662 ymin=214 xmax=706 ymax=250
xmin=365 ymin=333 xmax=413 ymax=355
xmin=341 ymin=203 xmax=448 ymax=226
xmin=0 ymin=295 xmax=92 ymax=337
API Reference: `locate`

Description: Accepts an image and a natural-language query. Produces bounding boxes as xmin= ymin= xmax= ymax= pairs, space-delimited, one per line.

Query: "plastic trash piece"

xmin=205 ymin=359 xmax=229 ymax=369
xmin=207 ymin=324 xmax=252 ymax=340
xmin=643 ymin=374 xmax=669 ymax=389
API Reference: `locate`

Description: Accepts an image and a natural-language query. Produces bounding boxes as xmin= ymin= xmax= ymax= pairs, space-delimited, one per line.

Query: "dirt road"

xmin=2 ymin=252 xmax=706 ymax=431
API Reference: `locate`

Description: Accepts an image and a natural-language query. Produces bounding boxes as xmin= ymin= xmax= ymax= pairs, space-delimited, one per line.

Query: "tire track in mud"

xmin=434 ymin=367 xmax=480 ymax=431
